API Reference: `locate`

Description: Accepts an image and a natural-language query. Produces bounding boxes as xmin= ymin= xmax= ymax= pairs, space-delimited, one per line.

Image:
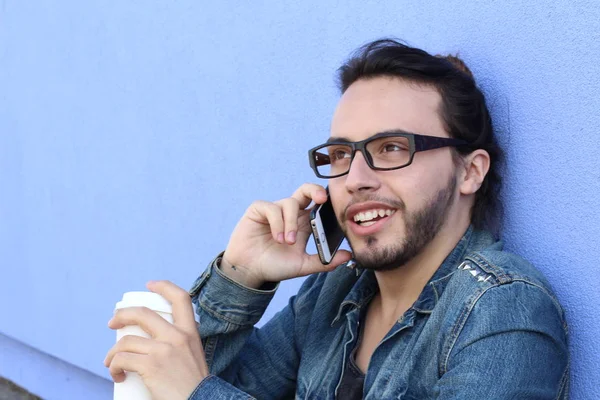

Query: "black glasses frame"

xmin=308 ymin=131 xmax=471 ymax=179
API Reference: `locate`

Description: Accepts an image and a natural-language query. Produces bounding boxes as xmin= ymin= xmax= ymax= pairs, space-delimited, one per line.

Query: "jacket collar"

xmin=330 ymin=268 xmax=377 ymax=326
xmin=332 ymin=226 xmax=498 ymax=324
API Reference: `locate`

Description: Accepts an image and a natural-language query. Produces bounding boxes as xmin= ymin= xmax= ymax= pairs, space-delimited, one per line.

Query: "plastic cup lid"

xmin=115 ymin=291 xmax=173 ymax=314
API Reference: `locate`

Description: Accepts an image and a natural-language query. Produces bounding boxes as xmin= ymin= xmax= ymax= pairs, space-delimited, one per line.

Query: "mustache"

xmin=339 ymin=195 xmax=406 ymax=222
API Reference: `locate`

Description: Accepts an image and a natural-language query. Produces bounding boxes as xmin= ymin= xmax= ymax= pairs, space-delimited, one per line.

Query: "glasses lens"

xmin=366 ymin=136 xmax=411 ymax=169
xmin=313 ymin=144 xmax=353 ymax=177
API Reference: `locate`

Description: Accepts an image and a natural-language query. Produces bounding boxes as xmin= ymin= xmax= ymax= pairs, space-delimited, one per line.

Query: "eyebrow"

xmin=326 ymin=129 xmax=414 ymax=144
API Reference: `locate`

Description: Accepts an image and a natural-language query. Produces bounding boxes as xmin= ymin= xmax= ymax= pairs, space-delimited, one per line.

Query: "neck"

xmin=373 ymin=217 xmax=470 ymax=319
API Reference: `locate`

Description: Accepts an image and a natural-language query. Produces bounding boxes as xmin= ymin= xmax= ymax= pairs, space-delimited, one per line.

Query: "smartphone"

xmin=310 ymin=188 xmax=345 ymax=265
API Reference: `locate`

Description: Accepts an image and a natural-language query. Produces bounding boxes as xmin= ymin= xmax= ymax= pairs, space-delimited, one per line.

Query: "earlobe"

xmin=459 ymin=150 xmax=490 ymax=195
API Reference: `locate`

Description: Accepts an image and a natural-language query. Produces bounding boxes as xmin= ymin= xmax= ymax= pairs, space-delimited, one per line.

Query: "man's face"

xmin=328 ymin=77 xmax=459 ymax=271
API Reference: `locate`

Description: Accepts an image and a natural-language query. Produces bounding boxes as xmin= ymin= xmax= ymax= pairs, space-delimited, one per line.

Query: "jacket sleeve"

xmin=434 ymin=281 xmax=570 ymax=399
xmin=187 ymin=254 xmax=323 ymax=400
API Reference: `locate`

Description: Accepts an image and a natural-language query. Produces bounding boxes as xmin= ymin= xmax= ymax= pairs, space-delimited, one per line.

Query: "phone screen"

xmin=318 ymin=195 xmax=345 ymax=253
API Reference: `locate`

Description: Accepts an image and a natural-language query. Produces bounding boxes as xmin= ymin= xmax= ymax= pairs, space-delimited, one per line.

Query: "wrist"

xmin=218 ymin=257 xmax=264 ymax=289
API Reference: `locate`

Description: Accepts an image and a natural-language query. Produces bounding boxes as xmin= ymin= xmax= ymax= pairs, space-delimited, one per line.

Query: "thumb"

xmin=329 ymin=250 xmax=353 ymax=267
xmin=300 ymin=250 xmax=353 ymax=276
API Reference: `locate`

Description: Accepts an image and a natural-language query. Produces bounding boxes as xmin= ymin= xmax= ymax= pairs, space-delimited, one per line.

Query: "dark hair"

xmin=337 ymin=38 xmax=504 ymax=234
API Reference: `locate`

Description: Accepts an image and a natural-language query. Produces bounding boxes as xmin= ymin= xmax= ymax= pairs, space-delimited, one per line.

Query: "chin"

xmin=353 ymin=247 xmax=405 ymax=271
xmin=347 ymin=234 xmax=408 ymax=271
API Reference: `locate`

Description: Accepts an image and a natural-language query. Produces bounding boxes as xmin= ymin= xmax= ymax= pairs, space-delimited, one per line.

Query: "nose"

xmin=344 ymin=150 xmax=381 ymax=194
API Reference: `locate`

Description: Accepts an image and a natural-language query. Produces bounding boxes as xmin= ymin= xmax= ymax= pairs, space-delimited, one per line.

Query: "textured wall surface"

xmin=1 ymin=1 xmax=598 ymax=399
xmin=0 ymin=333 xmax=111 ymax=399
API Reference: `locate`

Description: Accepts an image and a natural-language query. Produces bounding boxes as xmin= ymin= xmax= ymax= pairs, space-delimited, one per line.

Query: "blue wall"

xmin=1 ymin=1 xmax=598 ymax=398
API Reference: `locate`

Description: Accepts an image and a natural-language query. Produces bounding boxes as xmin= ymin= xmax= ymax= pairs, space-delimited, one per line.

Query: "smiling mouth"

xmin=352 ymin=209 xmax=396 ymax=227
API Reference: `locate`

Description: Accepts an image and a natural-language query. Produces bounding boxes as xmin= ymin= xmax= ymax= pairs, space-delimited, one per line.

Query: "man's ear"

xmin=459 ymin=149 xmax=491 ymax=195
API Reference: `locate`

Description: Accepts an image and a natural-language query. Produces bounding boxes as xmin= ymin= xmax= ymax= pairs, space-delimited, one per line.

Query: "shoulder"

xmin=466 ymin=248 xmax=553 ymax=288
xmin=440 ymin=249 xmax=569 ymax=375
xmin=447 ymin=247 xmax=569 ymax=340
xmin=463 ymin=249 xmax=564 ymax=315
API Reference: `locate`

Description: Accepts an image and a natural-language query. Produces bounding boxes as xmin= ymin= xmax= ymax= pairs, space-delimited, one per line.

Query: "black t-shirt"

xmin=337 ymin=317 xmax=366 ymax=399
xmin=337 ymin=351 xmax=366 ymax=399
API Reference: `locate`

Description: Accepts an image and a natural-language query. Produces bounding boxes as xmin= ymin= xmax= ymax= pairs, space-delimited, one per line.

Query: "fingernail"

xmin=277 ymin=233 xmax=284 ymax=243
xmin=287 ymin=231 xmax=296 ymax=243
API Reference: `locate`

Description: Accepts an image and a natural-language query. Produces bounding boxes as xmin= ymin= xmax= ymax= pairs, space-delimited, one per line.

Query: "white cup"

xmin=113 ymin=291 xmax=173 ymax=400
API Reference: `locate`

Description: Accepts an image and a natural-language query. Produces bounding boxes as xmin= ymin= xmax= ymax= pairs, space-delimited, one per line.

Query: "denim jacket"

xmin=188 ymin=227 xmax=569 ymax=399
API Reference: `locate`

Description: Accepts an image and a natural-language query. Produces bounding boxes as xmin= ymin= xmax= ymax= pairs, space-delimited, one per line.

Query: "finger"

xmin=248 ymin=200 xmax=285 ymax=243
xmin=147 ymin=280 xmax=197 ymax=333
xmin=329 ymin=250 xmax=354 ymax=268
xmin=104 ymin=335 xmax=154 ymax=367
xmin=109 ymin=307 xmax=172 ymax=339
xmin=299 ymin=250 xmax=353 ymax=276
xmin=291 ymin=183 xmax=327 ymax=209
xmin=109 ymin=352 xmax=147 ymax=383
xmin=274 ymin=198 xmax=299 ymax=244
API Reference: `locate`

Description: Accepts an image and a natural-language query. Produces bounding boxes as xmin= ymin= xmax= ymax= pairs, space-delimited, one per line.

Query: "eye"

xmin=328 ymin=147 xmax=352 ymax=161
xmin=381 ymin=143 xmax=408 ymax=153
xmin=335 ymin=150 xmax=351 ymax=159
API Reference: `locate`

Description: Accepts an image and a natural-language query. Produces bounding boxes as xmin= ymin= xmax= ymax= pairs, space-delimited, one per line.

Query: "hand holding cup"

xmin=105 ymin=281 xmax=209 ymax=400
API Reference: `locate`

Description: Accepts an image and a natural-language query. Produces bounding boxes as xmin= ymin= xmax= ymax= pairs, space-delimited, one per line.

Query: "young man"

xmin=105 ymin=39 xmax=569 ymax=399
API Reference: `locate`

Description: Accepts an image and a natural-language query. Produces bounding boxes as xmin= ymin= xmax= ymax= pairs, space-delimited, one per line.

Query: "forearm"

xmin=190 ymin=255 xmax=300 ymax=398
xmin=190 ymin=254 xmax=277 ymax=333
xmin=190 ymin=254 xmax=276 ymax=369
xmin=189 ymin=255 xmax=324 ymax=398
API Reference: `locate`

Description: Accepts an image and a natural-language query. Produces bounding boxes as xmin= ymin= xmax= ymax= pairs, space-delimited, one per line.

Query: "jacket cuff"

xmin=189 ymin=253 xmax=278 ymax=326
xmin=188 ymin=375 xmax=255 ymax=399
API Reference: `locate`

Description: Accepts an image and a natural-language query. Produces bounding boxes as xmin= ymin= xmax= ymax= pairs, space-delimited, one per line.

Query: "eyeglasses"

xmin=308 ymin=130 xmax=470 ymax=179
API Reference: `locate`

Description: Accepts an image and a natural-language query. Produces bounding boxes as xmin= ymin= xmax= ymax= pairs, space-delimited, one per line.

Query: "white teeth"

xmin=361 ymin=221 xmax=377 ymax=227
xmin=352 ymin=209 xmax=396 ymax=223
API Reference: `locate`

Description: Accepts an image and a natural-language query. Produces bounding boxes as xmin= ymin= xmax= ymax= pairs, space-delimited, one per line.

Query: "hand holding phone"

xmin=220 ymin=184 xmax=352 ymax=288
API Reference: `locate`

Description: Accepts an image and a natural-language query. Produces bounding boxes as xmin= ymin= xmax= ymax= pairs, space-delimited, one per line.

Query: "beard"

xmin=344 ymin=175 xmax=457 ymax=271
